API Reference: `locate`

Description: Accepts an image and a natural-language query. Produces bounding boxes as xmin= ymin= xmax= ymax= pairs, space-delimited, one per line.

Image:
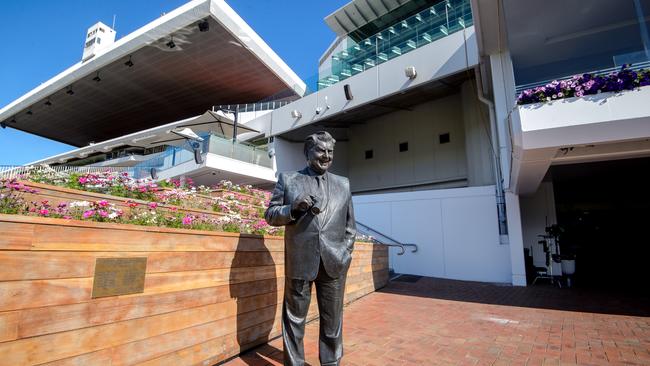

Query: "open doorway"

xmin=551 ymin=157 xmax=650 ymax=290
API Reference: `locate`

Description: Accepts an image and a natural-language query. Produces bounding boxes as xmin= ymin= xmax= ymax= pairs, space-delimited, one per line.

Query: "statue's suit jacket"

xmin=265 ymin=168 xmax=356 ymax=281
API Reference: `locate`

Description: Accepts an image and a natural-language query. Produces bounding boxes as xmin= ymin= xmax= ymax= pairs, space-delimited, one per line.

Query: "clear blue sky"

xmin=0 ymin=0 xmax=348 ymax=165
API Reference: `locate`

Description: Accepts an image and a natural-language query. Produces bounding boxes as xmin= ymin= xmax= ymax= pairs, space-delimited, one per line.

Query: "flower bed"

xmin=517 ymin=64 xmax=650 ymax=105
xmin=1 ymin=177 xmax=281 ymax=236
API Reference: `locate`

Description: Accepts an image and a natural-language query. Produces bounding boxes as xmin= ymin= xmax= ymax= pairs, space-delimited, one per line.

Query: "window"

xmin=399 ymin=142 xmax=408 ymax=152
xmin=365 ymin=150 xmax=374 ymax=159
xmin=439 ymin=133 xmax=450 ymax=144
xmin=96 ymin=38 xmax=101 ymax=44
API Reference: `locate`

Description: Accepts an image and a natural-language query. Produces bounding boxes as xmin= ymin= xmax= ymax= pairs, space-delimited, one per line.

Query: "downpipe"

xmin=475 ymin=64 xmax=508 ymax=240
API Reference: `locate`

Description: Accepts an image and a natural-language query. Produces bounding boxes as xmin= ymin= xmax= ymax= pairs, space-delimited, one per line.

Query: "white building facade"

xmin=3 ymin=0 xmax=649 ymax=287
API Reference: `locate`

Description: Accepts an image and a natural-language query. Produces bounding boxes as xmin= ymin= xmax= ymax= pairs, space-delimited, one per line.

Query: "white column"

xmin=490 ymin=50 xmax=527 ymax=285
xmin=505 ymin=191 xmax=527 ymax=286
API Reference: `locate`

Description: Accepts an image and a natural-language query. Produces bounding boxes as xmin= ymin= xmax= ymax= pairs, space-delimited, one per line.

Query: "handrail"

xmin=356 ymin=220 xmax=418 ymax=256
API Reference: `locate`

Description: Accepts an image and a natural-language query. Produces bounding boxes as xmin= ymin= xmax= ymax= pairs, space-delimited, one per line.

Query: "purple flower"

xmin=182 ymin=216 xmax=193 ymax=226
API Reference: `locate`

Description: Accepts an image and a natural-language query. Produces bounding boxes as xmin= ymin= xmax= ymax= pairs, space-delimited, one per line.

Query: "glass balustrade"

xmin=133 ymin=133 xmax=272 ymax=179
xmin=318 ymin=0 xmax=472 ymax=90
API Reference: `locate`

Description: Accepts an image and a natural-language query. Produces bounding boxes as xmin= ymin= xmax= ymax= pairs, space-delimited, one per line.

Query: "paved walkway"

xmin=222 ymin=277 xmax=650 ymax=366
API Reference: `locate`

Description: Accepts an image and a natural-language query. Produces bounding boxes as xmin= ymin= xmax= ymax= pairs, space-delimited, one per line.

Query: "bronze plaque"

xmin=92 ymin=257 xmax=147 ymax=298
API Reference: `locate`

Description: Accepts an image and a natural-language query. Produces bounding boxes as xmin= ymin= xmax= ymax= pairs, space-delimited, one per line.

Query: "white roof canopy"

xmin=0 ymin=0 xmax=304 ymax=147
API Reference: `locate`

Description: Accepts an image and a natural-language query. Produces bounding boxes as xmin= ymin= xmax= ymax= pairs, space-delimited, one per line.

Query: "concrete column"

xmin=505 ymin=191 xmax=527 ymax=286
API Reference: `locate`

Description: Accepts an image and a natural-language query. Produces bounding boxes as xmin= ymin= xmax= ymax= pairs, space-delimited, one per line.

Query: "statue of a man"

xmin=265 ymin=131 xmax=356 ymax=366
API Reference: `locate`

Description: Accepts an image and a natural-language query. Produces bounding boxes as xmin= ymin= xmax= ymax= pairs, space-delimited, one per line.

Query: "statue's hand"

xmin=292 ymin=194 xmax=314 ymax=212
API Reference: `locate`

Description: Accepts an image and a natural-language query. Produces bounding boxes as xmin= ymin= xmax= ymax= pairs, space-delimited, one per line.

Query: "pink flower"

xmin=63 ymin=215 xmax=72 ymax=220
xmin=98 ymin=200 xmax=109 ymax=207
xmin=83 ymin=210 xmax=95 ymax=219
xmin=99 ymin=210 xmax=108 ymax=218
xmin=78 ymin=177 xmax=88 ymax=184
xmin=39 ymin=209 xmax=49 ymax=216
xmin=126 ymin=200 xmax=138 ymax=208
xmin=148 ymin=202 xmax=158 ymax=209
xmin=182 ymin=216 xmax=193 ymax=226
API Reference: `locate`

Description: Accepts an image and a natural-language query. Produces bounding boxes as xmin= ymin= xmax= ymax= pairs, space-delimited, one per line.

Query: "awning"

xmin=0 ymin=0 xmax=304 ymax=147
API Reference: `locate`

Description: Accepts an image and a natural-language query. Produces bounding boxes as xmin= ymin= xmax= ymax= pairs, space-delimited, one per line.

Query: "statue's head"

xmin=304 ymin=131 xmax=335 ymax=174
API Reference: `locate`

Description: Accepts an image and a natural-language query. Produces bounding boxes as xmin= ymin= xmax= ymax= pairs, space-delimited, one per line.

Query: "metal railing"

xmin=515 ymin=60 xmax=650 ymax=95
xmin=0 ymin=164 xmax=139 ymax=179
xmin=356 ymin=221 xmax=418 ymax=255
xmin=318 ymin=0 xmax=472 ymax=90
xmin=212 ymin=100 xmax=292 ymax=113
xmin=132 ymin=133 xmax=272 ymax=180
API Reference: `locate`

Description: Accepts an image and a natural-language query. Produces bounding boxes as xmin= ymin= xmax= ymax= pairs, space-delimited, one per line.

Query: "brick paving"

xmin=222 ymin=277 xmax=650 ymax=366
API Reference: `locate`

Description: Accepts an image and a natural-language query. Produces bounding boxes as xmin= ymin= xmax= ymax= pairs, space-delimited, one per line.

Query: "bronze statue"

xmin=265 ymin=131 xmax=356 ymax=366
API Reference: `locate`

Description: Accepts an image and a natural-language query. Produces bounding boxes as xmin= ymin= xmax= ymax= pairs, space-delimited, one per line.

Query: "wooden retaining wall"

xmin=0 ymin=215 xmax=389 ymax=366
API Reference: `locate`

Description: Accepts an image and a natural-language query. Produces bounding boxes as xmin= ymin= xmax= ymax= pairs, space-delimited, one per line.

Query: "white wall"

xmin=273 ymin=137 xmax=304 ymax=174
xmin=353 ymin=186 xmax=512 ymax=283
xmin=348 ymin=95 xmax=468 ymax=193
xmin=461 ymin=80 xmax=495 ymax=186
xmin=520 ymin=182 xmax=557 ymax=267
xmin=268 ymin=27 xmax=478 ymax=136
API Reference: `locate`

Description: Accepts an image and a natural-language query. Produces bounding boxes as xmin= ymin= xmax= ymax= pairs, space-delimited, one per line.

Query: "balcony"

xmin=133 ymin=134 xmax=274 ymax=184
xmin=318 ymin=0 xmax=473 ymax=90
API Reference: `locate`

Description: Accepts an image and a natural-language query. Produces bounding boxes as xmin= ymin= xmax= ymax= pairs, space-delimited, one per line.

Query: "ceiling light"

xmin=92 ymin=72 xmax=101 ymax=82
xmin=131 ymin=134 xmax=157 ymax=143
xmin=291 ymin=110 xmax=302 ymax=118
xmin=166 ymin=37 xmax=176 ymax=49
xmin=10 ymin=117 xmax=16 ymax=123
xmin=27 ymin=109 xmax=33 ymax=115
xmin=124 ymin=56 xmax=134 ymax=67
xmin=66 ymin=87 xmax=74 ymax=95
xmin=44 ymin=99 xmax=52 ymax=106
xmin=198 ymin=20 xmax=209 ymax=32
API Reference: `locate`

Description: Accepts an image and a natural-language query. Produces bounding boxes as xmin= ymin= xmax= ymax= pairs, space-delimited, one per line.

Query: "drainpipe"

xmin=475 ymin=64 xmax=508 ymax=239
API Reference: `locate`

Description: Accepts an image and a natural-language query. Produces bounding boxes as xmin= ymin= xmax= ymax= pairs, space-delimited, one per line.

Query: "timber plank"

xmin=0 ymin=251 xmax=284 ymax=281
xmin=18 ymin=278 xmax=283 ymax=338
xmin=31 ymin=225 xmax=283 ymax=252
xmin=0 ymin=311 xmax=18 ymax=343
xmin=110 ymin=303 xmax=279 ymax=366
xmin=37 ymin=349 xmax=113 ymax=366
xmin=0 ymin=266 xmax=284 ymax=312
xmin=0 ymin=300 xmax=246 ymax=365
xmin=0 ymin=222 xmax=34 ymax=250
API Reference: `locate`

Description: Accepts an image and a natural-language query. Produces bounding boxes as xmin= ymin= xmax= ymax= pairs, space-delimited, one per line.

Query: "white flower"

xmin=69 ymin=201 xmax=91 ymax=207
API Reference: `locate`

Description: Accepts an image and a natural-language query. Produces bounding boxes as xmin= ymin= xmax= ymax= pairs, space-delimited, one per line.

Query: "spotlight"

xmin=124 ymin=56 xmax=134 ymax=67
xmin=166 ymin=37 xmax=176 ymax=49
xmin=66 ymin=88 xmax=74 ymax=95
xmin=27 ymin=109 xmax=33 ymax=115
xmin=92 ymin=72 xmax=101 ymax=82
xmin=344 ymin=84 xmax=353 ymax=100
xmin=198 ymin=20 xmax=209 ymax=32
xmin=405 ymin=66 xmax=417 ymax=79
xmin=45 ymin=99 xmax=52 ymax=106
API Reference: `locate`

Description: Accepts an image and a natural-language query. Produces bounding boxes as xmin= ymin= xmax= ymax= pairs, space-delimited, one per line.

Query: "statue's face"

xmin=307 ymin=140 xmax=334 ymax=174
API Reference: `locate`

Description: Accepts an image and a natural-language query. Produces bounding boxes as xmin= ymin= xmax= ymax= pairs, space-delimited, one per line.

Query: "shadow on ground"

xmin=382 ymin=275 xmax=650 ymax=317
